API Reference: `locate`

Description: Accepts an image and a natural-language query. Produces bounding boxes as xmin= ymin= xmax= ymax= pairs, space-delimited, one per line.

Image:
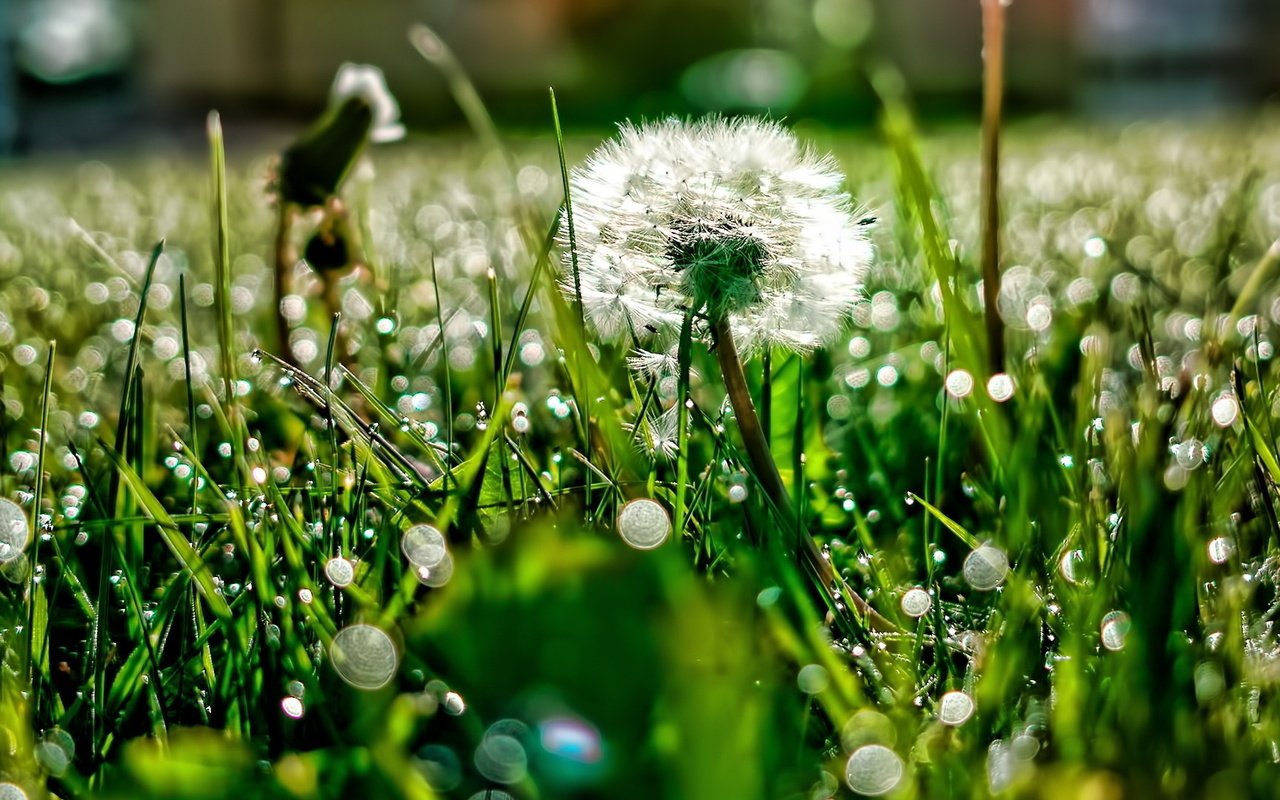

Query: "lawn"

xmin=1 ymin=102 xmax=1279 ymax=799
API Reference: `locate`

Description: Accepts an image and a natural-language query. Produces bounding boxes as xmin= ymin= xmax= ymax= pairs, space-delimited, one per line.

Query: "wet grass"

xmin=2 ymin=109 xmax=1280 ymax=799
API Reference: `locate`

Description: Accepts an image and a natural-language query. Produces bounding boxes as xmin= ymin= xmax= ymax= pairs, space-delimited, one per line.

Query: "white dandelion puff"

xmin=331 ymin=63 xmax=405 ymax=144
xmin=561 ymin=116 xmax=873 ymax=354
xmin=624 ymin=404 xmax=683 ymax=461
xmin=626 ymin=346 xmax=693 ymax=380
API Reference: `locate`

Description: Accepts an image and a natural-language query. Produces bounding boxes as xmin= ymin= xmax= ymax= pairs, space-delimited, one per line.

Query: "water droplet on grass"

xmin=324 ymin=557 xmax=355 ymax=587
xmin=1100 ymin=610 xmax=1131 ymax=651
xmin=1174 ymin=439 xmax=1207 ymax=469
xmin=844 ymin=744 xmax=903 ymax=796
xmin=1208 ymin=537 xmax=1234 ymax=565
xmin=415 ymin=745 xmax=462 ymax=792
xmin=475 ymin=734 xmax=528 ymax=784
xmin=330 ymin=624 xmax=398 ymax=689
xmin=34 ymin=740 xmax=69 ymax=777
xmin=797 ymin=664 xmax=830 ymax=694
xmin=417 ymin=551 xmax=455 ymax=588
xmin=443 ymin=690 xmax=466 ymax=715
xmin=938 ymin=690 xmax=975 ymax=726
xmin=963 ymin=544 xmax=1009 ymax=591
xmin=281 ymin=696 xmax=305 ymax=719
xmin=1058 ymin=549 xmax=1085 ymax=584
xmin=402 ymin=524 xmax=447 ymax=569
xmin=987 ymin=373 xmax=1014 ymax=402
xmin=841 ymin=710 xmax=897 ymax=751
xmin=0 ymin=783 xmax=28 ymax=800
xmin=901 ymin=587 xmax=932 ymax=618
xmin=0 ymin=499 xmax=29 ymax=565
xmin=945 ymin=369 xmax=974 ymax=399
xmin=617 ymin=498 xmax=671 ymax=550
xmin=1211 ymin=395 xmax=1239 ymax=427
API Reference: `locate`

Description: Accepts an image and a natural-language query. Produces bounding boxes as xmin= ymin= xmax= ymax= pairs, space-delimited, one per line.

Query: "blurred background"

xmin=1 ymin=0 xmax=1279 ymax=154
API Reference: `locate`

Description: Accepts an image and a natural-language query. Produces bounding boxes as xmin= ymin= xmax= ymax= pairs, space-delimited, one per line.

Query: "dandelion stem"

xmin=674 ymin=311 xmax=694 ymax=538
xmin=980 ymin=0 xmax=1007 ymax=375
xmin=711 ymin=317 xmax=891 ymax=631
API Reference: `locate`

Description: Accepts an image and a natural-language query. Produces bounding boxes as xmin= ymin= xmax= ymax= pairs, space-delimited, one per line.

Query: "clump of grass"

xmin=1 ymin=85 xmax=1280 ymax=800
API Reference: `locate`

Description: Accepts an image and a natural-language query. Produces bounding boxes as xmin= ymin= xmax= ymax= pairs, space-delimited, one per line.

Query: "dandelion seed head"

xmin=331 ymin=63 xmax=405 ymax=144
xmin=562 ymin=117 xmax=872 ymax=354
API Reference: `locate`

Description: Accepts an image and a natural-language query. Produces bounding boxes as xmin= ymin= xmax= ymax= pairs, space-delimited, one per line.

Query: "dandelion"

xmin=561 ymin=116 xmax=888 ymax=633
xmin=273 ymin=62 xmax=402 ymax=363
xmin=330 ymin=63 xmax=405 ymax=145
xmin=561 ymin=116 xmax=872 ymax=353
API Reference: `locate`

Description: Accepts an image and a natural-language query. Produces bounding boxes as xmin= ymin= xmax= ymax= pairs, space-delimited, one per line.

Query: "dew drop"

xmin=1174 ymin=439 xmax=1207 ymax=470
xmin=415 ymin=745 xmax=462 ymax=792
xmin=402 ymin=524 xmax=448 ymax=569
xmin=1100 ymin=610 xmax=1131 ymax=652
xmin=443 ymin=690 xmax=466 ymax=715
xmin=324 ymin=557 xmax=355 ymax=587
xmin=330 ymin=624 xmax=398 ymax=689
xmin=797 ymin=664 xmax=830 ymax=694
xmin=1211 ymin=395 xmax=1239 ymax=427
xmin=474 ymin=734 xmax=528 ymax=784
xmin=1058 ymin=549 xmax=1085 ymax=584
xmin=900 ymin=587 xmax=932 ymax=618
xmin=34 ymin=740 xmax=70 ymax=777
xmin=963 ymin=544 xmax=1009 ymax=591
xmin=844 ymin=744 xmax=904 ymax=796
xmin=0 ymin=499 xmax=30 ymax=565
xmin=945 ymin=369 xmax=974 ymax=399
xmin=987 ymin=373 xmax=1014 ymax=402
xmin=281 ymin=696 xmax=305 ymax=719
xmin=1207 ymin=537 xmax=1234 ymax=565
xmin=617 ymin=498 xmax=671 ymax=550
xmin=418 ymin=551 xmax=455 ymax=588
xmin=0 ymin=783 xmax=27 ymax=800
xmin=938 ymin=690 xmax=975 ymax=726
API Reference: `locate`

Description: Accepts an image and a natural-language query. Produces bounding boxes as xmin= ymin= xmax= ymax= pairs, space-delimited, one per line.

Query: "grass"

xmin=1 ymin=106 xmax=1280 ymax=799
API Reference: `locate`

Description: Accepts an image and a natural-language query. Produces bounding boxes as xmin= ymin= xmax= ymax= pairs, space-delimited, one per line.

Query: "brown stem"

xmin=712 ymin=318 xmax=893 ymax=632
xmin=274 ymin=203 xmax=298 ymax=366
xmin=980 ymin=0 xmax=1006 ymax=375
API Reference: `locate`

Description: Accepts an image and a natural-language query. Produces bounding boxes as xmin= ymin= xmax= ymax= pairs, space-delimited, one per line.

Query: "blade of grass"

xmin=94 ymin=438 xmax=233 ymax=622
xmin=552 ymin=87 xmax=593 ymax=522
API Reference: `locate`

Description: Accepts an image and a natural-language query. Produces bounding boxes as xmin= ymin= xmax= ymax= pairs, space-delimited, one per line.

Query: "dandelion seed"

xmin=0 ymin=499 xmax=29 ymax=565
xmin=330 ymin=63 xmax=405 ymax=144
xmin=561 ymin=117 xmax=872 ymax=354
